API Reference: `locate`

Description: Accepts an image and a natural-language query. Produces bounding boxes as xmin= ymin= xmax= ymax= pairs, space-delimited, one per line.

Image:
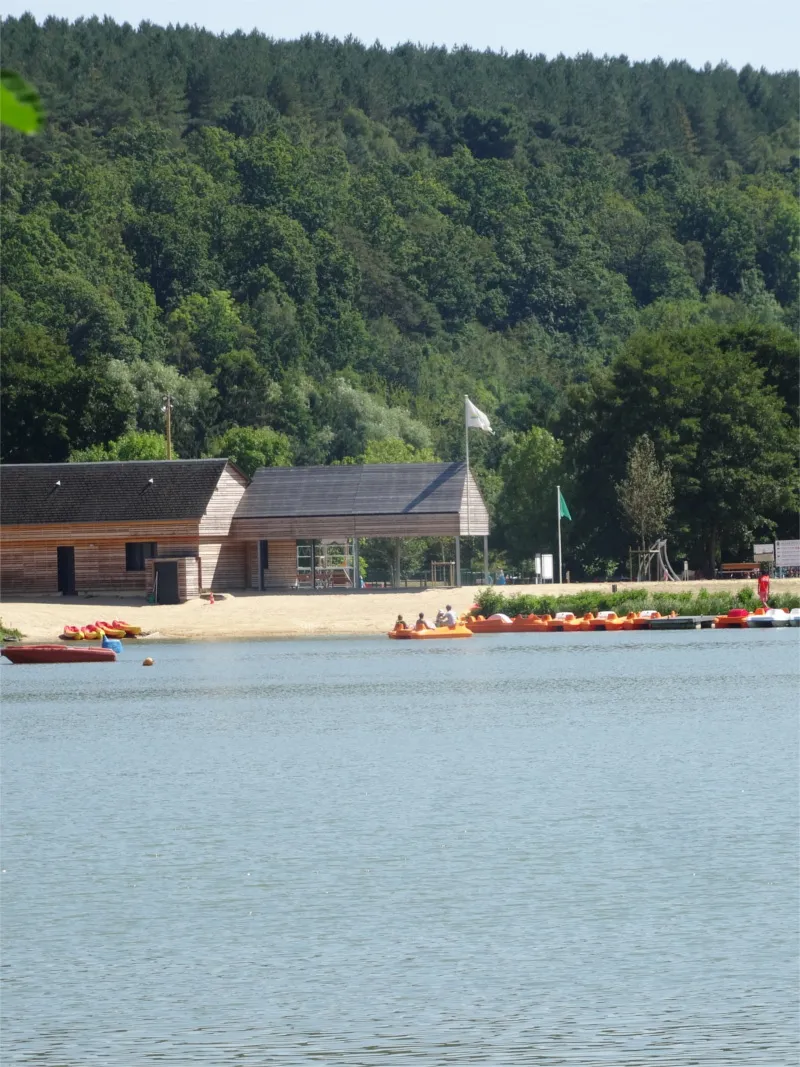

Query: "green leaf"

xmin=0 ymin=69 xmax=44 ymax=134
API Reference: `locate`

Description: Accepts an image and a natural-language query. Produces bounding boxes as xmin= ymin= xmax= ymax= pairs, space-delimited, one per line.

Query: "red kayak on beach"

xmin=1 ymin=644 xmax=117 ymax=664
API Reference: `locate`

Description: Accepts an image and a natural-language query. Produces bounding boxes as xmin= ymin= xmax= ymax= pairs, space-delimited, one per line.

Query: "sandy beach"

xmin=2 ymin=579 xmax=797 ymax=642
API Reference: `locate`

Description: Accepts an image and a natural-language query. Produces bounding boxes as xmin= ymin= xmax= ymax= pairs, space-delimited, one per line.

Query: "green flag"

xmin=559 ymin=489 xmax=572 ymax=521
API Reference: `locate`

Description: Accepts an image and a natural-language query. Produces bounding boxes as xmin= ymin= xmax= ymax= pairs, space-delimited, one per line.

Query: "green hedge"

xmin=471 ymin=586 xmax=800 ymax=618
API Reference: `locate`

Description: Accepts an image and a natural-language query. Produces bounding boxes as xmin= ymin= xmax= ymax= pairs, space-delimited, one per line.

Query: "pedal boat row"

xmin=466 ymin=607 xmax=800 ymax=633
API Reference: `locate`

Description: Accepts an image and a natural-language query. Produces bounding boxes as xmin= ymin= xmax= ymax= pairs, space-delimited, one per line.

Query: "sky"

xmin=4 ymin=0 xmax=799 ymax=72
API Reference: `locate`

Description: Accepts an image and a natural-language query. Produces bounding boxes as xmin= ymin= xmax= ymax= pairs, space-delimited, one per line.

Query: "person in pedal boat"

xmin=442 ymin=604 xmax=458 ymax=626
xmin=394 ymin=614 xmax=409 ymax=630
xmin=414 ymin=612 xmax=436 ymax=631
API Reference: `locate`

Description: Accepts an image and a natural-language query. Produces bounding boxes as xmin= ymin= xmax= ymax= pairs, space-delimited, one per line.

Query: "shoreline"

xmin=2 ymin=578 xmax=798 ymax=642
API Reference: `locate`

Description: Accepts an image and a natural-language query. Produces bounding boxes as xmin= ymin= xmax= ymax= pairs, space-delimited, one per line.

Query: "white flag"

xmin=465 ymin=396 xmax=493 ymax=433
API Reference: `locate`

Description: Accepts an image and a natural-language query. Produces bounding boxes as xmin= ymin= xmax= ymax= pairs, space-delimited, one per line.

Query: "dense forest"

xmin=1 ymin=16 xmax=798 ymax=576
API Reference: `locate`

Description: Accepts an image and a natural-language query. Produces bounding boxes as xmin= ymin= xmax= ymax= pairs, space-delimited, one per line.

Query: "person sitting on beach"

xmin=415 ymin=612 xmax=436 ymax=631
xmin=394 ymin=614 xmax=408 ymax=631
xmin=443 ymin=604 xmax=458 ymax=626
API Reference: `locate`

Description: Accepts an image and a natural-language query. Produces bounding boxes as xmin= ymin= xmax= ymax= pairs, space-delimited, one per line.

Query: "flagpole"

xmin=464 ymin=395 xmax=471 ymax=539
xmin=557 ymin=484 xmax=563 ymax=585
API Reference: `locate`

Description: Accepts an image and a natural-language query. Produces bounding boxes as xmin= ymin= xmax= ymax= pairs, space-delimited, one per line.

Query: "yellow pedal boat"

xmin=389 ymin=625 xmax=474 ymax=640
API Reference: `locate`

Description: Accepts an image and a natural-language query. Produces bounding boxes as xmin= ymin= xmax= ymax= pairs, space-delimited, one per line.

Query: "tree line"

xmin=1 ymin=17 xmax=797 ymax=576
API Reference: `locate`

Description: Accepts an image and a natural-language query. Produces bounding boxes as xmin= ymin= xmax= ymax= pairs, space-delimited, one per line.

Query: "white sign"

xmin=541 ymin=554 xmax=554 ymax=581
xmin=775 ymin=539 xmax=800 ymax=567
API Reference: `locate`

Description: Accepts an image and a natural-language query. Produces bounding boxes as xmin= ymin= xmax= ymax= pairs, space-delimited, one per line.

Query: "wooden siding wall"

xmin=0 ymin=542 xmax=57 ymax=594
xmin=199 ymin=466 xmax=248 ymax=536
xmin=244 ymin=540 xmax=297 ymax=590
xmin=263 ymin=540 xmax=297 ymax=589
xmin=0 ymin=522 xmax=235 ymax=596
xmin=232 ymin=513 xmax=460 ymax=541
xmin=459 ymin=471 xmax=490 ymax=537
xmin=198 ymin=540 xmax=246 ymax=591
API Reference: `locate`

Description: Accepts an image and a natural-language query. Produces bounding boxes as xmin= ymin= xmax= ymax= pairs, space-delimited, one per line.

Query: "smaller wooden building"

xmin=232 ymin=461 xmax=490 ymax=590
xmin=0 ymin=459 xmax=248 ymax=602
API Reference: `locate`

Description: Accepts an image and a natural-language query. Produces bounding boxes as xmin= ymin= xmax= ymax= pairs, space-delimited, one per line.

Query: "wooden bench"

xmin=718 ymin=563 xmax=759 ymax=578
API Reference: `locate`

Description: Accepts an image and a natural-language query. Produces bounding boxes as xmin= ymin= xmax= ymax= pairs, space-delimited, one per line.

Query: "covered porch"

xmin=232 ymin=462 xmax=490 ymax=592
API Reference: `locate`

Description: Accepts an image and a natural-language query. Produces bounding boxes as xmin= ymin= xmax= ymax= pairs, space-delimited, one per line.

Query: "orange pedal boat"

xmin=714 ymin=608 xmax=751 ymax=629
xmin=583 ymin=611 xmax=626 ymax=631
xmin=389 ymin=624 xmax=474 ymax=640
xmin=622 ymin=610 xmax=662 ymax=630
xmin=546 ymin=612 xmax=583 ymax=632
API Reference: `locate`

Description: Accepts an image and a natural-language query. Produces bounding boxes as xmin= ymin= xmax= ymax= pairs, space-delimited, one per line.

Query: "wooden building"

xmin=231 ymin=462 xmax=489 ymax=590
xmin=0 ymin=459 xmax=490 ymax=597
xmin=0 ymin=460 xmax=248 ymax=602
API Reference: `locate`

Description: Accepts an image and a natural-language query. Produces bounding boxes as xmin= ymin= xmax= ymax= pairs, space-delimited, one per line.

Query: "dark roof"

xmin=237 ymin=462 xmax=469 ymax=518
xmin=1 ymin=460 xmax=231 ymax=526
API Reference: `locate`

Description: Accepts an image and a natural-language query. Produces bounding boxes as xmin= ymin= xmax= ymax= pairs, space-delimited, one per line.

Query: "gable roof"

xmin=236 ymin=462 xmax=470 ymax=519
xmin=0 ymin=460 xmax=233 ymax=526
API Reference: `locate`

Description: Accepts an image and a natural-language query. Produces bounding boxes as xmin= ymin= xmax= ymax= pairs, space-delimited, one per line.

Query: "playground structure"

xmin=296 ymin=539 xmax=357 ymax=589
xmin=630 ymin=539 xmax=683 ymax=582
xmin=430 ymin=560 xmax=456 ymax=586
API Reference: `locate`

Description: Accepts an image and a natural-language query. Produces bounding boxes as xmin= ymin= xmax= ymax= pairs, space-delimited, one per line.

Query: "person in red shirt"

xmin=757 ymin=568 xmax=770 ymax=607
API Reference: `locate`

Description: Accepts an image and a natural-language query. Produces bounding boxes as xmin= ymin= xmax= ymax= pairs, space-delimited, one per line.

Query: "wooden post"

xmin=394 ymin=538 xmax=401 ymax=588
xmin=311 ymin=540 xmax=316 ymax=591
xmin=455 ymin=536 xmax=461 ymax=587
xmin=352 ymin=536 xmax=360 ymax=590
xmin=483 ymin=535 xmax=489 ymax=584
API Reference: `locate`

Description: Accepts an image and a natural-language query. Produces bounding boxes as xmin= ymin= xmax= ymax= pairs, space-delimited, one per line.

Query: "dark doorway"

xmin=258 ymin=540 xmax=269 ymax=591
xmin=153 ymin=561 xmax=179 ymax=604
xmin=57 ymin=546 xmax=76 ymax=595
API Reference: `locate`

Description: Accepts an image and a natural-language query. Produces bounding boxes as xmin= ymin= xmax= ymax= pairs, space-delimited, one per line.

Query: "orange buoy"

xmin=143 ymin=657 xmax=154 ymax=666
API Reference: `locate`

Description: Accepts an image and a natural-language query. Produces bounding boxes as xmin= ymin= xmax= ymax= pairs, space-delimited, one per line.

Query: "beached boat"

xmin=747 ymin=608 xmax=791 ymax=628
xmin=112 ymin=619 xmax=142 ymax=636
xmin=60 ymin=625 xmax=84 ymax=640
xmin=95 ymin=620 xmax=127 ymax=638
xmin=2 ymin=644 xmax=116 ymax=664
xmin=81 ymin=625 xmax=104 ymax=640
xmin=389 ymin=625 xmax=474 ymax=640
xmin=714 ymin=608 xmax=751 ymax=629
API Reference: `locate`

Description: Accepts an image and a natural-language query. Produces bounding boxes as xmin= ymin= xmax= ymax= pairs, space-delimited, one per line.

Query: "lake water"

xmin=2 ymin=629 xmax=798 ymax=1065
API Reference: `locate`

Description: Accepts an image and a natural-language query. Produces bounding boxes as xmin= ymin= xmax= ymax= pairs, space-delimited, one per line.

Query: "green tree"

xmin=208 ymin=425 xmax=292 ymax=478
xmin=572 ymin=325 xmax=798 ymax=573
xmin=495 ymin=427 xmax=564 ymax=562
xmin=361 ymin=438 xmax=436 ymax=464
xmin=70 ymin=430 xmax=173 ymax=462
xmin=615 ymin=435 xmax=673 ymax=555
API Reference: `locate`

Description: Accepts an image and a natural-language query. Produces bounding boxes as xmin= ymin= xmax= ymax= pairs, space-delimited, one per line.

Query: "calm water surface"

xmin=2 ymin=629 xmax=798 ymax=1064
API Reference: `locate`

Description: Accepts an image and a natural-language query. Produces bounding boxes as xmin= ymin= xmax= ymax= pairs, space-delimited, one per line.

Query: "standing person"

xmin=757 ymin=568 xmax=770 ymax=608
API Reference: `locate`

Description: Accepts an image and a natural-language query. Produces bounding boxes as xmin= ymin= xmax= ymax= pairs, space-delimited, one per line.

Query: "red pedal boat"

xmin=2 ymin=644 xmax=116 ymax=664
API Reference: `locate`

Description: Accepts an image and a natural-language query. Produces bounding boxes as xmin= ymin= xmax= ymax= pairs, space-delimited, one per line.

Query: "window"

xmin=125 ymin=542 xmax=157 ymax=572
